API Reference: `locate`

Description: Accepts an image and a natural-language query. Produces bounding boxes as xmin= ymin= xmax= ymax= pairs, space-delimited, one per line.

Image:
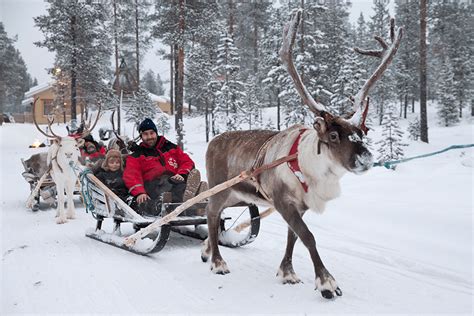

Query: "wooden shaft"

xmin=233 ymin=207 xmax=275 ymax=233
xmin=124 ymin=153 xmax=298 ymax=247
xmin=26 ymin=170 xmax=50 ymax=208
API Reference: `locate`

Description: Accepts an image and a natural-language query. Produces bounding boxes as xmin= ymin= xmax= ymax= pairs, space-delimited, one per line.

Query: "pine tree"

xmin=113 ymin=0 xmax=153 ymax=85
xmin=210 ymin=32 xmax=246 ymax=133
xmin=142 ymin=69 xmax=159 ymax=95
xmin=376 ymin=105 xmax=407 ymax=169
xmin=155 ymin=113 xmax=171 ymax=135
xmin=437 ymin=58 xmax=459 ymax=127
xmin=366 ymin=0 xmax=397 ymax=125
xmin=34 ymin=1 xmax=113 ymax=119
xmin=394 ymin=0 xmax=420 ymax=118
xmin=123 ymin=87 xmax=157 ymax=128
xmin=407 ymin=116 xmax=421 ymax=141
xmin=0 ymin=22 xmax=31 ymax=116
xmin=155 ymin=73 xmax=165 ymax=95
xmin=329 ymin=50 xmax=366 ymax=116
xmin=431 ymin=1 xmax=473 ymax=118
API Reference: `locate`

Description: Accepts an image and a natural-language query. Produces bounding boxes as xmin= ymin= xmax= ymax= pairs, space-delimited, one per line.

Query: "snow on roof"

xmin=21 ymin=97 xmax=34 ymax=106
xmin=148 ymin=93 xmax=170 ymax=103
xmin=24 ymin=81 xmax=54 ymax=98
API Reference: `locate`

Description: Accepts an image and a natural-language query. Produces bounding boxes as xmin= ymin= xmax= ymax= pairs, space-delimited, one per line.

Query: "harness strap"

xmin=50 ymin=144 xmax=63 ymax=173
xmin=251 ymin=133 xmax=278 ymax=203
xmin=287 ymin=129 xmax=309 ymax=192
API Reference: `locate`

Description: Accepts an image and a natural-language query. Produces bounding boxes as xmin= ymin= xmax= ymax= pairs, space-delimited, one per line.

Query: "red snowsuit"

xmin=123 ymin=136 xmax=194 ymax=197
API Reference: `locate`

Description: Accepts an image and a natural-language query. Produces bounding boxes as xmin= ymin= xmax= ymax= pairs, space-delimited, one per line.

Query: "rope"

xmin=373 ymin=144 xmax=474 ymax=169
xmin=70 ymin=162 xmax=96 ymax=214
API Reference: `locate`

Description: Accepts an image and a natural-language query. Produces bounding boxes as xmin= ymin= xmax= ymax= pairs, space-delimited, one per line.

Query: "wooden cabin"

xmin=21 ymin=82 xmax=80 ymax=124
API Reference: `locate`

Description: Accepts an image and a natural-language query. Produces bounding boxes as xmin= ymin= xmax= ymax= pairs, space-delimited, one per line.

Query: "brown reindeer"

xmin=201 ymin=10 xmax=403 ymax=299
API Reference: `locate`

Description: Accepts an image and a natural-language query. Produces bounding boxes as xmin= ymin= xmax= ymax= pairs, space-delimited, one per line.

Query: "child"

xmin=94 ymin=149 xmax=128 ymax=202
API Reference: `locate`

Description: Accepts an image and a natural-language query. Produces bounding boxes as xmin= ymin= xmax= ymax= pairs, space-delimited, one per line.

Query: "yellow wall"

xmin=30 ymin=87 xmax=80 ymax=125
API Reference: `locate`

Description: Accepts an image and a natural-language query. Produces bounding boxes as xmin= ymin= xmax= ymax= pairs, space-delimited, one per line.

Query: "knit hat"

xmin=138 ymin=118 xmax=157 ymax=134
xmin=101 ymin=149 xmax=123 ymax=171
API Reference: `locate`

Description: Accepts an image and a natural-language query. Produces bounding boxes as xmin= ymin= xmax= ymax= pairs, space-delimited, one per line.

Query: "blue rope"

xmin=79 ymin=169 xmax=96 ymax=214
xmin=373 ymin=144 xmax=474 ymax=169
xmin=68 ymin=161 xmax=96 ymax=214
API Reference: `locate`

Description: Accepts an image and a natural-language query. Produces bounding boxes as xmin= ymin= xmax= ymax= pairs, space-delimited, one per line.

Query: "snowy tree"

xmin=394 ymin=0 xmax=420 ymax=118
xmin=260 ymin=7 xmax=287 ymax=129
xmin=0 ymin=22 xmax=31 ymax=116
xmin=123 ymin=88 xmax=157 ymax=128
xmin=431 ymin=1 xmax=473 ymax=118
xmin=407 ymin=117 xmax=421 ymax=141
xmin=376 ymin=105 xmax=407 ymax=169
xmin=34 ymin=1 xmax=112 ymax=120
xmin=142 ymin=70 xmax=159 ymax=95
xmin=437 ymin=58 xmax=459 ymax=127
xmin=366 ymin=0 xmax=397 ymax=125
xmin=112 ymin=0 xmax=153 ymax=85
xmin=242 ymin=77 xmax=263 ymax=130
xmin=210 ymin=32 xmax=246 ymax=133
xmin=155 ymin=73 xmax=165 ymax=96
xmin=155 ymin=113 xmax=171 ymax=135
xmin=329 ymin=50 xmax=366 ymax=116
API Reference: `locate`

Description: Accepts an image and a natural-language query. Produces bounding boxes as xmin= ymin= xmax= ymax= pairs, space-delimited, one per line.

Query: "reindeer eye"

xmin=329 ymin=132 xmax=339 ymax=142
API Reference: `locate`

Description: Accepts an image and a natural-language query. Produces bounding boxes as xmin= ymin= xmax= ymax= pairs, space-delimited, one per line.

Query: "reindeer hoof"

xmin=66 ymin=213 xmax=75 ymax=219
xmin=211 ymin=261 xmax=230 ymax=275
xmin=200 ymin=239 xmax=211 ymax=262
xmin=56 ymin=217 xmax=67 ymax=224
xmin=277 ymin=268 xmax=302 ymax=284
xmin=320 ymin=287 xmax=342 ymax=299
xmin=316 ymin=273 xmax=341 ymax=299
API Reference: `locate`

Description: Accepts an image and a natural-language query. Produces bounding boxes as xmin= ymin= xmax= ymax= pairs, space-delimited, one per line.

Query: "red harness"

xmin=287 ymin=129 xmax=309 ymax=192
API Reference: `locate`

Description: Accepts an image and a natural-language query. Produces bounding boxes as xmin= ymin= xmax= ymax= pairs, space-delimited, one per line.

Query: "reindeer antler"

xmin=350 ymin=18 xmax=403 ymax=128
xmin=110 ymin=110 xmax=127 ymax=149
xmin=82 ymin=102 xmax=102 ymax=138
xmin=32 ymin=97 xmax=61 ymax=139
xmin=280 ymin=9 xmax=327 ymax=116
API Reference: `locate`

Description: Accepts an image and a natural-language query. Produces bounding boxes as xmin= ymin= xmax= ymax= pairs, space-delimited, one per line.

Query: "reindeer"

xmin=33 ymin=98 xmax=101 ymax=224
xmin=201 ymin=11 xmax=403 ymax=299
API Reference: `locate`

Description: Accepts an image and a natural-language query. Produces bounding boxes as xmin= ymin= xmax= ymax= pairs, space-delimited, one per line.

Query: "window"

xmin=43 ymin=99 xmax=54 ymax=115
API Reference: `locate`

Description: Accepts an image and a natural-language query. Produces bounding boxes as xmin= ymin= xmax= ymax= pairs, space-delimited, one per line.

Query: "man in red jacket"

xmin=123 ymin=118 xmax=195 ymax=214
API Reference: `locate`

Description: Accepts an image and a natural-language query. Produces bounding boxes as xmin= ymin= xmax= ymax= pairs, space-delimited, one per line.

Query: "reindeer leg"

xmin=276 ymin=202 xmax=342 ymax=299
xmin=66 ymin=180 xmax=75 ymax=219
xmin=202 ymin=192 xmax=233 ymax=274
xmin=277 ymin=227 xmax=301 ymax=284
xmin=55 ymin=181 xmax=67 ymax=224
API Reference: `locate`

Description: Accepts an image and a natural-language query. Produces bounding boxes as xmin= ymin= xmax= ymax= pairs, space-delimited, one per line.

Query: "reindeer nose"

xmin=65 ymin=152 xmax=73 ymax=159
xmin=354 ymin=152 xmax=373 ymax=173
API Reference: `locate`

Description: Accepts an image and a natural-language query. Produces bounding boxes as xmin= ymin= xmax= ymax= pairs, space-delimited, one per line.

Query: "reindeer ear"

xmin=76 ymin=138 xmax=85 ymax=147
xmin=313 ymin=117 xmax=327 ymax=135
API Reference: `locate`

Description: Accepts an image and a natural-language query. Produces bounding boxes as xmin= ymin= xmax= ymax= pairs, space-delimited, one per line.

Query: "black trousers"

xmin=132 ymin=176 xmax=186 ymax=216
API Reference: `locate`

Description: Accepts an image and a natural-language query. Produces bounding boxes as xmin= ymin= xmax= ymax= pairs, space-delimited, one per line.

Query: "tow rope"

xmin=373 ymin=144 xmax=474 ymax=169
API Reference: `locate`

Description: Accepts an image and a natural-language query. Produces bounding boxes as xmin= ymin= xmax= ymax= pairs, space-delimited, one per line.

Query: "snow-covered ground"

xmin=1 ymin=105 xmax=473 ymax=314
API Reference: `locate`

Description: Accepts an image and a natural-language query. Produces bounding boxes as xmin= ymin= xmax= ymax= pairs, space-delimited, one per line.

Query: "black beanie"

xmin=138 ymin=118 xmax=157 ymax=134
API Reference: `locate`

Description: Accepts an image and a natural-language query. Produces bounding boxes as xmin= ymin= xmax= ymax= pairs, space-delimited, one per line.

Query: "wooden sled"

xmin=80 ymin=170 xmax=261 ymax=255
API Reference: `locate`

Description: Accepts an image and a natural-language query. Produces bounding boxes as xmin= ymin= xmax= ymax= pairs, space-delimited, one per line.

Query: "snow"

xmin=1 ymin=105 xmax=473 ymax=314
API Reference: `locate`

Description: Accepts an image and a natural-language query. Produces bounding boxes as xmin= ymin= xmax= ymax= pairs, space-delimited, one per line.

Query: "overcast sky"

xmin=1 ymin=0 xmax=389 ymax=92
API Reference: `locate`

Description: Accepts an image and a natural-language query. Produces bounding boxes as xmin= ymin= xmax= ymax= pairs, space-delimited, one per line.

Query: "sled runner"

xmin=80 ymin=170 xmax=261 ymax=255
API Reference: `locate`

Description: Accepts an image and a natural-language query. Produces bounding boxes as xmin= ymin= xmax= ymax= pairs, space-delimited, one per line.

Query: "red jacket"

xmin=123 ymin=136 xmax=194 ymax=197
xmin=80 ymin=145 xmax=106 ymax=161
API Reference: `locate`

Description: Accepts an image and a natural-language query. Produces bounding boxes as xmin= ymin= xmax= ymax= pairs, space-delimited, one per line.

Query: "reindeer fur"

xmin=47 ymin=136 xmax=81 ymax=224
xmin=202 ymin=120 xmax=373 ymax=299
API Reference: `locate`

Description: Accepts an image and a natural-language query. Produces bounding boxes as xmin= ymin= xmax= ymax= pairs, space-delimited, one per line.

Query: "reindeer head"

xmin=280 ymin=10 xmax=403 ymax=174
xmin=32 ymin=98 xmax=101 ymax=164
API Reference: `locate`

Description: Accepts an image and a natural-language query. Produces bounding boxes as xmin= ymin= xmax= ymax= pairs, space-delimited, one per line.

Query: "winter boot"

xmin=183 ymin=169 xmax=201 ymax=202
